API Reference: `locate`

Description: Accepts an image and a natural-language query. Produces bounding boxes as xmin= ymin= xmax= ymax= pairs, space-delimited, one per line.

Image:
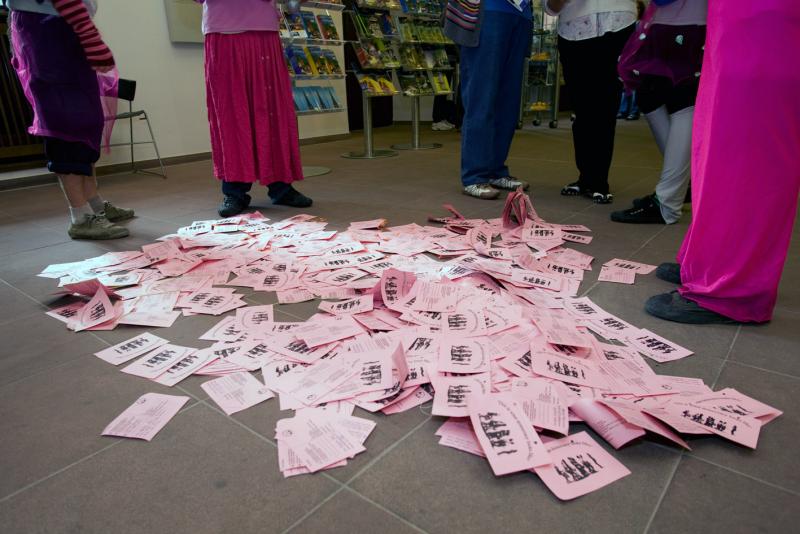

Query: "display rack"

xmin=520 ymin=2 xmax=560 ymax=128
xmin=278 ymin=1 xmax=348 ymax=173
xmin=342 ymin=0 xmax=453 ymax=156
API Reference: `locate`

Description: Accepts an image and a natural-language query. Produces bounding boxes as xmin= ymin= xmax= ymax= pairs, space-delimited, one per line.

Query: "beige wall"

xmin=94 ymin=0 xmax=349 ymax=168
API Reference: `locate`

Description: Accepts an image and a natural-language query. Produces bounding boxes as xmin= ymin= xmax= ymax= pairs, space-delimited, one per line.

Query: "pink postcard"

xmin=102 ymin=392 xmax=190 ymax=441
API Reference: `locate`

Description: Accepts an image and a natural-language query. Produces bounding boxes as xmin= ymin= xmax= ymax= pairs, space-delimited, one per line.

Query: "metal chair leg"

xmin=139 ymin=111 xmax=167 ymax=179
xmin=129 ymin=102 xmax=136 ymax=173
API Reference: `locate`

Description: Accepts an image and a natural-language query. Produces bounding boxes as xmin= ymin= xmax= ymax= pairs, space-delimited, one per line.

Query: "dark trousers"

xmin=459 ymin=11 xmax=532 ymax=186
xmin=222 ymin=181 xmax=290 ymax=202
xmin=559 ymin=25 xmax=635 ymax=195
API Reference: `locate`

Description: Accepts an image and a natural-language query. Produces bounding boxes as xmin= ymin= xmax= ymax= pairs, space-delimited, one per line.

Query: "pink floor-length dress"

xmin=677 ymin=0 xmax=800 ymax=322
xmin=204 ymin=30 xmax=303 ymax=185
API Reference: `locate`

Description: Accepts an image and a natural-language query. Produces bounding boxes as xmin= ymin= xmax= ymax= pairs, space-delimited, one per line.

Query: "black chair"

xmin=108 ymin=79 xmax=167 ymax=178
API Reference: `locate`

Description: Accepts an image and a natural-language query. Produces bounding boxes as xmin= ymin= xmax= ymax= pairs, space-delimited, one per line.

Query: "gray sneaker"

xmin=463 ymin=183 xmax=500 ymax=200
xmin=489 ymin=176 xmax=529 ymax=191
xmin=68 ymin=214 xmax=130 ymax=240
xmin=102 ymin=201 xmax=135 ymax=222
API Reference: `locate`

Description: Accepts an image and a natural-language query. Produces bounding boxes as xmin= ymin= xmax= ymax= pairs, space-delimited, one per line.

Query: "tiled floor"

xmin=1 ymin=121 xmax=798 ymax=534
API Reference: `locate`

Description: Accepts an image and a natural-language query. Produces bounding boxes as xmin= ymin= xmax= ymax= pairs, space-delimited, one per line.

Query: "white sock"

xmin=88 ymin=195 xmax=106 ymax=213
xmin=69 ymin=204 xmax=93 ymax=224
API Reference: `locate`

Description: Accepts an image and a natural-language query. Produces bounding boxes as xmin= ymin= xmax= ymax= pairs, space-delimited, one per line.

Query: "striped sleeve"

xmin=51 ymin=0 xmax=115 ymax=68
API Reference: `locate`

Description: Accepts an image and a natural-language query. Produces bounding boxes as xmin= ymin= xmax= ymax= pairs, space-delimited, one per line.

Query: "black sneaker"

xmin=645 ymin=291 xmax=742 ymax=325
xmin=273 ymin=185 xmax=313 ymax=208
xmin=632 ymin=192 xmax=657 ymax=208
xmin=561 ymin=181 xmax=589 ymax=197
xmin=611 ymin=196 xmax=664 ymax=223
xmin=626 ymin=112 xmax=640 ymax=121
xmin=218 ymin=194 xmax=250 ymax=218
xmin=592 ymin=192 xmax=614 ymax=204
xmin=656 ymin=262 xmax=681 ymax=284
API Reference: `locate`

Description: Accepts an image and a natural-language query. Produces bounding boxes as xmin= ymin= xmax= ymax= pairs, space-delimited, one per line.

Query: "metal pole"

xmin=342 ymin=93 xmax=398 ymax=159
xmin=391 ymin=95 xmax=441 ymax=151
xmin=363 ymin=93 xmax=374 ymax=158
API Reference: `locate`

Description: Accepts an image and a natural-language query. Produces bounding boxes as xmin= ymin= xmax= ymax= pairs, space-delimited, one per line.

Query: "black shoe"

xmin=273 ymin=185 xmax=313 ymax=208
xmin=591 ymin=192 xmax=614 ymax=204
xmin=645 ymin=291 xmax=741 ymax=324
xmin=561 ymin=181 xmax=589 ymax=197
xmin=656 ymin=262 xmax=681 ymax=284
xmin=632 ymin=192 xmax=657 ymax=208
xmin=626 ymin=112 xmax=640 ymax=121
xmin=611 ymin=196 xmax=664 ymax=223
xmin=218 ymin=194 xmax=250 ymax=218
xmin=616 ymin=112 xmax=625 ymax=119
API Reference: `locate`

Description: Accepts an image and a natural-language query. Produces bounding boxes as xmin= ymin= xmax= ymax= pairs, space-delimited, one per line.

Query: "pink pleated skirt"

xmin=204 ymin=31 xmax=303 ymax=185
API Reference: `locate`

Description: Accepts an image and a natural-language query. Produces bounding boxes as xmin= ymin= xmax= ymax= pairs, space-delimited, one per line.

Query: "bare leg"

xmin=58 ymin=174 xmax=89 ymax=208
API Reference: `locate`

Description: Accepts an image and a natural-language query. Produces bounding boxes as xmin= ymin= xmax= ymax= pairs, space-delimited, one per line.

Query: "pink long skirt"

xmin=677 ymin=1 xmax=800 ymax=322
xmin=204 ymin=31 xmax=303 ymax=185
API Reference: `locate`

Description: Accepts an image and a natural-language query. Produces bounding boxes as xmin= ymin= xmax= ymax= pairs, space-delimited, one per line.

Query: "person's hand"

xmin=547 ymin=0 xmax=571 ymax=14
xmin=93 ymin=62 xmax=115 ymax=73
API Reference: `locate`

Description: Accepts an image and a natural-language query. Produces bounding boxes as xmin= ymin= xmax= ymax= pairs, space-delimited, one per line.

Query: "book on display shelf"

xmin=430 ymin=70 xmax=451 ymax=94
xmin=317 ymin=49 xmax=344 ymax=75
xmin=279 ymin=13 xmax=292 ymax=39
xmin=397 ymin=16 xmax=418 ymax=42
xmin=356 ymin=73 xmax=398 ymax=96
xmin=352 ymin=41 xmax=385 ymax=69
xmin=398 ymin=71 xmax=434 ymax=97
xmin=316 ymin=14 xmax=341 ymax=41
xmin=287 ymin=45 xmax=315 ymax=76
xmin=284 ymin=12 xmax=308 ymax=39
xmin=399 ymin=44 xmax=425 ymax=70
xmin=301 ymin=11 xmax=324 ymax=40
xmin=305 ymin=46 xmax=326 ymax=76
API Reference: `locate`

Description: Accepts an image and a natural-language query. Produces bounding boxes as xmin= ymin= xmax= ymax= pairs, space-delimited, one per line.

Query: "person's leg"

xmin=617 ymin=92 xmax=630 ymax=118
xmin=654 ymin=106 xmax=693 ymax=224
xmin=628 ymin=90 xmax=640 ymax=118
xmin=558 ymin=35 xmax=594 ymax=194
xmin=44 ymin=138 xmax=128 ymax=239
xmin=459 ymin=11 xmax=513 ymax=198
xmin=583 ymin=25 xmax=635 ymax=199
xmin=487 ymin=13 xmax=532 ymax=190
xmin=648 ymin=2 xmax=800 ymax=323
xmin=645 ymin=106 xmax=669 ymax=154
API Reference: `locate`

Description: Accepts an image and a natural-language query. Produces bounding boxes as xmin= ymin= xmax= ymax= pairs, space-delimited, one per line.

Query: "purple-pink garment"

xmin=617 ymin=2 xmax=705 ymax=92
xmin=10 ymin=10 xmax=118 ymax=153
xmin=199 ymin=0 xmax=280 ymax=34
xmin=676 ymin=0 xmax=800 ymax=322
xmin=204 ymin=31 xmax=303 ymax=185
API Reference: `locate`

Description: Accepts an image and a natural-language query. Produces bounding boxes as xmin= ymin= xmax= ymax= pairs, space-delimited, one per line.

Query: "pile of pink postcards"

xmin=42 ymin=191 xmax=782 ymax=500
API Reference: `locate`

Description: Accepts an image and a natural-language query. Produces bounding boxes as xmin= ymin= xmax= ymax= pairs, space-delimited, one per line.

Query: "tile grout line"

xmin=0 ymin=400 xmax=203 ymax=504
xmin=0 ymin=440 xmax=123 ymax=504
xmin=641 ymin=453 xmax=684 ymax=534
xmin=281 ymin=486 xmax=348 ymax=534
xmin=285 ymin=415 xmax=434 ymax=534
xmin=648 ymin=442 xmax=800 ymax=498
xmin=341 ymin=486 xmax=430 ymax=534
xmin=725 ymin=359 xmax=800 ymax=381
xmin=343 ymin=415 xmax=432 ymax=487
xmin=643 ymin=321 xmax=744 ymax=534
xmin=710 ymin=325 xmax=741 ymax=389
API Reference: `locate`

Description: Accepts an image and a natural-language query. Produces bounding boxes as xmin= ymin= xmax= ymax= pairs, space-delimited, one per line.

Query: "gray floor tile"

xmin=727 ymin=312 xmax=800 ymax=378
xmin=648 ymin=456 xmax=800 ymax=534
xmin=0 ymin=311 xmax=107 ymax=388
xmin=0 ymin=281 xmax=46 ymax=326
xmin=350 ymin=418 xmax=679 ymax=534
xmin=290 ymin=489 xmax=423 ymax=534
xmin=686 ymin=362 xmax=800 ymax=493
xmin=0 ymin=403 xmax=339 ymax=534
xmin=0 ymin=354 xmax=178 ymax=497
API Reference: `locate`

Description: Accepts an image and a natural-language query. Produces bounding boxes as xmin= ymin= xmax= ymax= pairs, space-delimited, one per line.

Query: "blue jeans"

xmin=459 ymin=11 xmax=532 ymax=186
xmin=222 ymin=181 xmax=290 ymax=202
xmin=618 ymin=91 xmax=639 ymax=116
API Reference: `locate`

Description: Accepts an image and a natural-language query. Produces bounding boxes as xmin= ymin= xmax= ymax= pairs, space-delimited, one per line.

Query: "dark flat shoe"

xmin=656 ymin=262 xmax=681 ymax=284
xmin=645 ymin=291 xmax=740 ymax=324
